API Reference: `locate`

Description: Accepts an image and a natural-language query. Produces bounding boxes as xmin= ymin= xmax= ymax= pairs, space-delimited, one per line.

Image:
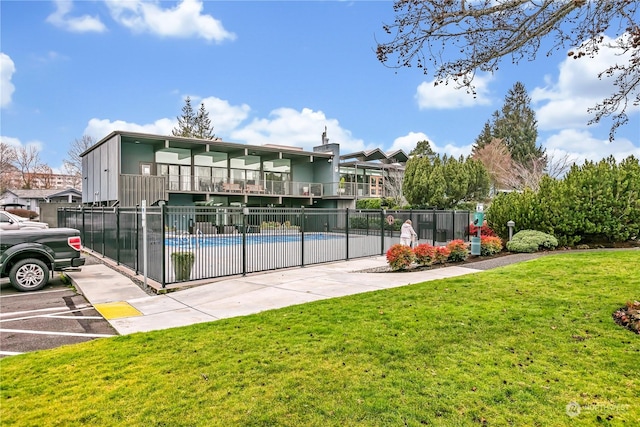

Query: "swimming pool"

xmin=166 ymin=233 xmax=344 ymax=248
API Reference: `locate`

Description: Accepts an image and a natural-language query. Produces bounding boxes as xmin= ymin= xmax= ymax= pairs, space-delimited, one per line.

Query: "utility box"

xmin=471 ymin=236 xmax=481 ymax=256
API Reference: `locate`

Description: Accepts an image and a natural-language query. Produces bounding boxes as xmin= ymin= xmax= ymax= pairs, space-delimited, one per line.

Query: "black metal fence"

xmin=58 ymin=207 xmax=471 ymax=287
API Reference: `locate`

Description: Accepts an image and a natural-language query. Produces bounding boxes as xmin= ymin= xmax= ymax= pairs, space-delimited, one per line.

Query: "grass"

xmin=1 ymin=250 xmax=639 ymax=426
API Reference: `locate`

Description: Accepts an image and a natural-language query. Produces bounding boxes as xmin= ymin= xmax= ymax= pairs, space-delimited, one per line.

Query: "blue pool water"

xmin=166 ymin=233 xmax=344 ymax=248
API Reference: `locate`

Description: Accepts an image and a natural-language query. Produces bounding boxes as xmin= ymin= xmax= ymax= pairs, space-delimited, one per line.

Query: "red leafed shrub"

xmin=413 ymin=243 xmax=437 ymax=266
xmin=481 ymin=236 xmax=503 ymax=256
xmin=446 ymin=239 xmax=469 ymax=262
xmin=434 ymin=246 xmax=451 ymax=264
xmin=386 ymin=244 xmax=416 ymax=271
xmin=468 ymin=223 xmax=497 ymax=237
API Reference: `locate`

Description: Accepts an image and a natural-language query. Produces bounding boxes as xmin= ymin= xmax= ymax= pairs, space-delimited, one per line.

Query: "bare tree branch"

xmin=13 ymin=145 xmax=42 ymax=189
xmin=64 ymin=135 xmax=96 ymax=180
xmin=377 ymin=0 xmax=639 ymax=139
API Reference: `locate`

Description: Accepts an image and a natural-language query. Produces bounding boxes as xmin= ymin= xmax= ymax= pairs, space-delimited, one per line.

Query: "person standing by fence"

xmin=400 ymin=219 xmax=417 ymax=247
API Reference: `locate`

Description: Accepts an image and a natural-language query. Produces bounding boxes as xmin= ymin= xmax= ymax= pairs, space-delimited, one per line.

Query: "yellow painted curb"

xmin=94 ymin=302 xmax=142 ymax=320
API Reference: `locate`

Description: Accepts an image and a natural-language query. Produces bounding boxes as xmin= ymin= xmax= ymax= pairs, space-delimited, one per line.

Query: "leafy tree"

xmin=403 ymin=149 xmax=489 ymax=209
xmin=410 ymin=139 xmax=436 ymax=158
xmin=377 ymin=0 xmax=639 ymax=140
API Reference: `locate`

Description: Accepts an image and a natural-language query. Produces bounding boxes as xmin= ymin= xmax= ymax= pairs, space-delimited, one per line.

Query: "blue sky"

xmin=1 ymin=0 xmax=638 ymax=175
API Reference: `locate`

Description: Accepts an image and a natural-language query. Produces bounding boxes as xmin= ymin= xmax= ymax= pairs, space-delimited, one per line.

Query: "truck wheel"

xmin=9 ymin=258 xmax=50 ymax=291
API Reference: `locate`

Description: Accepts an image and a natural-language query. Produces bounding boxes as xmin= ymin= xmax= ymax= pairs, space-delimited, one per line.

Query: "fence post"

xmin=101 ymin=208 xmax=106 ymax=256
xmin=431 ymin=210 xmax=437 ymax=246
xmin=380 ymin=208 xmax=385 ymax=255
xmin=135 ymin=204 xmax=139 ymax=274
xmin=81 ymin=207 xmax=85 ymax=248
xmin=116 ymin=207 xmax=120 ymax=265
xmin=300 ymin=207 xmax=305 ymax=267
xmin=345 ymin=208 xmax=350 ymax=260
xmin=451 ymin=210 xmax=455 ymax=242
xmin=161 ymin=204 xmax=166 ymax=288
xmin=242 ymin=207 xmax=247 ymax=276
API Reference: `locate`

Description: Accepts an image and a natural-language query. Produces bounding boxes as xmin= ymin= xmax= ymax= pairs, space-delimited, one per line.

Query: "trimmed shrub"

xmin=480 ymin=236 xmax=503 ymax=256
xmin=434 ymin=246 xmax=451 ymax=264
xmin=413 ymin=243 xmax=437 ymax=266
xmin=506 ymin=230 xmax=558 ymax=253
xmin=446 ymin=239 xmax=469 ymax=262
xmin=386 ymin=244 xmax=416 ymax=270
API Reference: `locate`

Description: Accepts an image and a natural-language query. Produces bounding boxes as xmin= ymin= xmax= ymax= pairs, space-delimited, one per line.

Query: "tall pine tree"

xmin=172 ymin=97 xmax=215 ymax=139
xmin=172 ymin=96 xmax=196 ymax=137
xmin=492 ymin=82 xmax=545 ymax=167
xmin=194 ymin=102 xmax=215 ymax=140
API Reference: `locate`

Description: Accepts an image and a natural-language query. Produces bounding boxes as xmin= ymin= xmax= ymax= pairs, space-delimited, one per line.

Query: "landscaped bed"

xmin=1 ymin=250 xmax=638 ymax=425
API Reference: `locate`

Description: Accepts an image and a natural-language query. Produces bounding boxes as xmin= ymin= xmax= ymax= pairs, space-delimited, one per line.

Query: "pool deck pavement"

xmin=66 ymin=255 xmax=487 ymax=335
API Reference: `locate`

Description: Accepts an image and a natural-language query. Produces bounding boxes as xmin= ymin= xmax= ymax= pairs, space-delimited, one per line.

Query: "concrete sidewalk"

xmin=66 ymin=257 xmax=482 ymax=335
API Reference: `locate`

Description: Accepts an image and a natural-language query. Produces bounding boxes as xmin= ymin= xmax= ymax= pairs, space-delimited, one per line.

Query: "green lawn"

xmin=1 ymin=251 xmax=638 ymax=426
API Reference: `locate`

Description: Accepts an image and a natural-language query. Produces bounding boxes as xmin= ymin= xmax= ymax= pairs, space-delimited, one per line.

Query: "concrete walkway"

xmin=65 ymin=257 xmax=483 ymax=335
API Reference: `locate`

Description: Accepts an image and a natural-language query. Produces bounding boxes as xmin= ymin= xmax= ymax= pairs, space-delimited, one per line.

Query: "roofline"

xmin=81 ymin=130 xmax=333 ymax=159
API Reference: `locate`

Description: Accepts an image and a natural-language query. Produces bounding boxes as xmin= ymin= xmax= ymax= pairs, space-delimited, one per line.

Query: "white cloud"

xmin=195 ymin=96 xmax=251 ymax=134
xmin=415 ymin=73 xmax=493 ymax=109
xmin=0 ymin=135 xmax=22 ymax=148
xmin=46 ymin=0 xmax=107 ymax=33
xmin=105 ymin=0 xmax=235 ymax=42
xmin=532 ymin=34 xmax=639 ymax=131
xmin=230 ymin=107 xmax=368 ymax=153
xmin=84 ymin=118 xmax=176 ymax=141
xmin=0 ymin=53 xmax=16 ymax=108
xmin=0 ymin=135 xmax=43 ymax=152
xmin=541 ymin=129 xmax=640 ymax=165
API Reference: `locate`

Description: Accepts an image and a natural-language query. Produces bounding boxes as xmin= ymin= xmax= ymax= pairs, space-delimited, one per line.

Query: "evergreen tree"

xmin=172 ymin=96 xmax=196 ymax=138
xmin=194 ymin=102 xmax=215 ymax=140
xmin=409 ymin=140 xmax=436 ymax=158
xmin=471 ymin=120 xmax=493 ymax=156
xmin=492 ymin=82 xmax=545 ymax=166
xmin=403 ymin=142 xmax=490 ymax=209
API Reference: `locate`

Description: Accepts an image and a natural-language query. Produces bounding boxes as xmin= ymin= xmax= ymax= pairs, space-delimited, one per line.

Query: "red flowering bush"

xmin=413 ymin=243 xmax=437 ymax=266
xmin=446 ymin=239 xmax=469 ymax=262
xmin=468 ymin=223 xmax=497 ymax=237
xmin=481 ymin=236 xmax=503 ymax=256
xmin=434 ymin=246 xmax=451 ymax=264
xmin=386 ymin=244 xmax=416 ymax=270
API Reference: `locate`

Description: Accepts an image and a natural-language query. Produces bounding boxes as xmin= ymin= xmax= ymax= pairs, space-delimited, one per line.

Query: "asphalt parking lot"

xmin=0 ymin=274 xmax=117 ymax=358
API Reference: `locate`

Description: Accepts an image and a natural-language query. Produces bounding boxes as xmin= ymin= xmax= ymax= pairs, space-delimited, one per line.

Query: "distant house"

xmin=80 ymin=130 xmax=408 ymax=208
xmin=0 ymin=188 xmax=82 ymax=214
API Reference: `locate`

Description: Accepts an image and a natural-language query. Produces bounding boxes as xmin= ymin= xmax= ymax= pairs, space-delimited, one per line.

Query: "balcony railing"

xmin=170 ymin=176 xmax=324 ymax=197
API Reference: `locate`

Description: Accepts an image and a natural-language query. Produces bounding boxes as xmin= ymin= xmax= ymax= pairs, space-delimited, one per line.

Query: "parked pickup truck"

xmin=0 ymin=228 xmax=86 ymax=291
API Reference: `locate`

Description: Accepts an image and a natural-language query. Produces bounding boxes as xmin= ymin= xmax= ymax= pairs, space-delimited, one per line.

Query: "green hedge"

xmin=487 ymin=156 xmax=640 ymax=245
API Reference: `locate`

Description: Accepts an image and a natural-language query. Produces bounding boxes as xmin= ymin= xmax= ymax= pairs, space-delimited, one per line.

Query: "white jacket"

xmin=400 ymin=222 xmax=417 ymax=239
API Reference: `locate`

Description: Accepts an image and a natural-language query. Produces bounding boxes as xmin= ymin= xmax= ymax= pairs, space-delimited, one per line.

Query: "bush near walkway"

xmin=487 ymin=155 xmax=640 ymax=246
xmin=507 ymin=230 xmax=559 ymax=253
